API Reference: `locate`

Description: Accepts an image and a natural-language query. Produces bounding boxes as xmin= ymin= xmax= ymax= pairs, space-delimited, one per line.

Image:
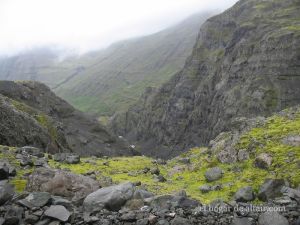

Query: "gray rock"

xmin=282 ymin=135 xmax=300 ymax=146
xmin=26 ymin=167 xmax=99 ymax=201
xmin=19 ymin=192 xmax=51 ymax=208
xmin=120 ymin=211 xmax=136 ymax=222
xmin=51 ymin=196 xmax=72 ymax=208
xmin=234 ymin=186 xmax=255 ymax=202
xmin=133 ymin=189 xmax=154 ymax=199
xmin=65 ymin=154 xmax=80 ymax=164
xmin=199 ymin=184 xmax=211 ymax=193
xmin=83 ymin=182 xmax=135 ymax=211
xmin=44 ymin=205 xmax=71 ymax=222
xmin=254 ymin=153 xmax=272 ymax=169
xmin=53 ymin=153 xmax=67 ymax=162
xmin=19 ymin=157 xmax=33 ymax=167
xmin=0 ymin=183 xmax=14 ymax=205
xmin=178 ymin=158 xmax=190 ymax=164
xmin=21 ymin=146 xmax=44 ymax=158
xmin=171 ymin=216 xmax=191 ymax=225
xmin=24 ymin=214 xmax=39 ymax=224
xmin=258 ymin=212 xmax=288 ymax=225
xmin=34 ymin=158 xmax=48 ymax=167
xmin=258 ymin=179 xmax=285 ymax=201
xmin=237 ymin=149 xmax=250 ymax=161
xmin=205 ymin=167 xmax=223 ymax=182
xmin=4 ymin=206 xmax=23 ymax=225
xmin=231 ymin=217 xmax=254 ymax=225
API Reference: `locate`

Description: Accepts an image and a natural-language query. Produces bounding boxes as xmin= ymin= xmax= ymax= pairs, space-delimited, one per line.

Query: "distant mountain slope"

xmin=0 ymin=12 xmax=213 ymax=116
xmin=0 ymin=80 xmax=135 ymax=157
xmin=54 ymin=12 xmax=213 ymax=115
xmin=110 ymin=0 xmax=300 ymax=158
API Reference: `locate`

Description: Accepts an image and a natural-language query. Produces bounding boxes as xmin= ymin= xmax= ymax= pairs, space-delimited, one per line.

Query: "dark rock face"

xmin=110 ymin=0 xmax=300 ymax=158
xmin=0 ymin=81 xmax=136 ymax=156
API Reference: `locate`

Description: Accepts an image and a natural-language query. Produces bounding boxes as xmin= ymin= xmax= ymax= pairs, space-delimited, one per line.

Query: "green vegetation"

xmin=0 ymin=146 xmax=33 ymax=192
xmin=1 ymin=107 xmax=299 ymax=204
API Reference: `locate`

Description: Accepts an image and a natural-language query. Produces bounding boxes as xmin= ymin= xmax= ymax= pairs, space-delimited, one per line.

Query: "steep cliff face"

xmin=111 ymin=0 xmax=300 ymax=158
xmin=0 ymin=81 xmax=135 ymax=156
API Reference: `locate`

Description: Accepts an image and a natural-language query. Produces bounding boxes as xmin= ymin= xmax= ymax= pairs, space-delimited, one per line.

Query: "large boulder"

xmin=258 ymin=179 xmax=285 ymax=201
xmin=205 ymin=167 xmax=223 ymax=182
xmin=26 ymin=168 xmax=99 ymax=201
xmin=258 ymin=212 xmax=288 ymax=225
xmin=83 ymin=182 xmax=135 ymax=211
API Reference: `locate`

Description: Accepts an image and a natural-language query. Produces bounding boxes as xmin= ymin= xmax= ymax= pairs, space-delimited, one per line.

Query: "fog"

xmin=0 ymin=0 xmax=238 ymax=56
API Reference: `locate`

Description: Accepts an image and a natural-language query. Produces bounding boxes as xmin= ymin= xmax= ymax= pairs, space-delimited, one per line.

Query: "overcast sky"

xmin=0 ymin=0 xmax=238 ymax=56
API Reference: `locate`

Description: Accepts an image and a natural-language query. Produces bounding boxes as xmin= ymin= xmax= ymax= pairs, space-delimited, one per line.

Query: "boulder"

xmin=26 ymin=168 xmax=99 ymax=201
xmin=0 ymin=183 xmax=15 ymax=205
xmin=234 ymin=186 xmax=255 ymax=202
xmin=254 ymin=153 xmax=272 ymax=169
xmin=133 ymin=189 xmax=154 ymax=199
xmin=53 ymin=153 xmax=67 ymax=162
xmin=65 ymin=154 xmax=80 ymax=164
xmin=258 ymin=179 xmax=285 ymax=201
xmin=149 ymin=195 xmax=199 ymax=210
xmin=258 ymin=212 xmax=288 ymax=225
xmin=205 ymin=167 xmax=223 ymax=182
xmin=18 ymin=192 xmax=51 ymax=208
xmin=83 ymin=182 xmax=135 ymax=211
xmin=20 ymin=146 xmax=44 ymax=158
xmin=44 ymin=205 xmax=71 ymax=222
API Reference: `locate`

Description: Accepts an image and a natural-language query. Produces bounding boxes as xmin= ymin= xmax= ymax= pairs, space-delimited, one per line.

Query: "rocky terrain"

xmin=0 ymin=80 xmax=136 ymax=157
xmin=0 ymin=105 xmax=299 ymax=224
xmin=110 ymin=0 xmax=300 ymax=158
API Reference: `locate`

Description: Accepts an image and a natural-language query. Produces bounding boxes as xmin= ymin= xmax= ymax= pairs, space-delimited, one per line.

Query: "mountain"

xmin=110 ymin=0 xmax=300 ymax=159
xmin=0 ymin=80 xmax=136 ymax=156
xmin=0 ymin=12 xmax=213 ymax=116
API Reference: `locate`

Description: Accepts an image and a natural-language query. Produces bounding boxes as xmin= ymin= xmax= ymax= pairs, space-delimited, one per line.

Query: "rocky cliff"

xmin=0 ymin=81 xmax=135 ymax=156
xmin=110 ymin=0 xmax=300 ymax=158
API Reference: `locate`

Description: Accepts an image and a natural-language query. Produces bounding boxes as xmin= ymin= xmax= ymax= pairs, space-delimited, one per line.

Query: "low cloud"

xmin=0 ymin=0 xmax=238 ymax=56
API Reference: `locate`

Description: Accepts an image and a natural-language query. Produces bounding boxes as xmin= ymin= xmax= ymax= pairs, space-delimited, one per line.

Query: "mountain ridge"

xmin=110 ymin=0 xmax=300 ymax=159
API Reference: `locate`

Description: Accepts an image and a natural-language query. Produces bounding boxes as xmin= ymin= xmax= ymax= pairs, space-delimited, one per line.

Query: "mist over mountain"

xmin=0 ymin=12 xmax=214 ymax=116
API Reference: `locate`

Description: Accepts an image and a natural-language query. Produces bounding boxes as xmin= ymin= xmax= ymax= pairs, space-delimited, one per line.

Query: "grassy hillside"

xmin=4 ymin=106 xmax=299 ymax=203
xmin=54 ymin=12 xmax=213 ymax=115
